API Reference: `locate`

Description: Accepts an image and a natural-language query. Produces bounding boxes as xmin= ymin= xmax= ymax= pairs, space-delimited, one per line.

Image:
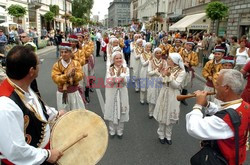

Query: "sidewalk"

xmin=37 ymin=45 xmax=56 ymax=55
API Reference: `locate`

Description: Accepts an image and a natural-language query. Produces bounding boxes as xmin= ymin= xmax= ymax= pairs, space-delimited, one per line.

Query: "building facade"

xmin=218 ymin=0 xmax=250 ymax=39
xmin=108 ymin=0 xmax=131 ymax=28
xmin=130 ymin=0 xmax=138 ymax=21
xmin=0 ymin=0 xmax=72 ymax=36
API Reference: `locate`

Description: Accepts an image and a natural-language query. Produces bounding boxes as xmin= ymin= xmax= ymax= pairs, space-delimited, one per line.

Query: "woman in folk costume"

xmin=104 ymin=51 xmax=130 ymax=139
xmin=133 ymin=39 xmax=144 ymax=92
xmin=153 ymin=53 xmax=186 ymax=145
xmin=107 ymin=37 xmax=119 ymax=66
xmin=139 ymin=42 xmax=152 ymax=104
xmin=51 ymin=43 xmax=85 ymax=111
xmin=106 ymin=35 xmax=116 ymax=59
xmin=130 ymin=34 xmax=139 ymax=70
xmin=147 ymin=48 xmax=167 ymax=119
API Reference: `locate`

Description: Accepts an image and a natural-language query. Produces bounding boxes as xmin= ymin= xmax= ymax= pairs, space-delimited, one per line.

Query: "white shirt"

xmin=96 ymin=32 xmax=102 ymax=42
xmin=236 ymin=47 xmax=249 ymax=65
xmin=0 ymin=80 xmax=58 ymax=164
xmin=185 ymin=101 xmax=242 ymax=140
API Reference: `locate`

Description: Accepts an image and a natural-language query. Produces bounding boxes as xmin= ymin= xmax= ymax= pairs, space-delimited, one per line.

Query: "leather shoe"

xmin=159 ymin=138 xmax=165 ymax=144
xmin=165 ymin=138 xmax=172 ymax=145
xmin=117 ymin=135 xmax=123 ymax=139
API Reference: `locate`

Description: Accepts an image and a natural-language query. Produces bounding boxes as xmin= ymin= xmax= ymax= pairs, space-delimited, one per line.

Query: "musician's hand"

xmin=47 ymin=149 xmax=63 ymax=163
xmin=194 ymin=90 xmax=208 ymax=107
xmin=58 ymin=110 xmax=66 ymax=117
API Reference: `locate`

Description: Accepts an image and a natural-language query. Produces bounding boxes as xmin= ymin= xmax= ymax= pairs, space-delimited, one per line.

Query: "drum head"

xmin=50 ymin=110 xmax=108 ymax=165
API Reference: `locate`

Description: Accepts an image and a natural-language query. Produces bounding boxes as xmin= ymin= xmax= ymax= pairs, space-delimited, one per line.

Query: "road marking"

xmin=96 ymin=88 xmax=105 ymax=115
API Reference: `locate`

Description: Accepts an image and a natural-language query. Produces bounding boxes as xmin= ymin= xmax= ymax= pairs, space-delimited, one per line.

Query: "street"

xmin=37 ymin=48 xmax=250 ymax=165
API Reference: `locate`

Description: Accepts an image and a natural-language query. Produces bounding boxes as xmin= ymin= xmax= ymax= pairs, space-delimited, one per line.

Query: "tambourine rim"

xmin=50 ymin=109 xmax=109 ymax=165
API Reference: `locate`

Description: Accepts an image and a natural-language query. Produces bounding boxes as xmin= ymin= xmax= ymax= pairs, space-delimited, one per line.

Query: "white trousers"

xmin=109 ymin=121 xmax=124 ymax=136
xmin=157 ymin=123 xmax=173 ymax=140
xmin=149 ymin=103 xmax=155 ymax=117
xmin=140 ymin=91 xmax=147 ymax=103
xmin=135 ymin=79 xmax=140 ymax=91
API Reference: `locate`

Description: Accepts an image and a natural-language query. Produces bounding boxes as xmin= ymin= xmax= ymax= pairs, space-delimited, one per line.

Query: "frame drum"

xmin=50 ymin=110 xmax=108 ymax=165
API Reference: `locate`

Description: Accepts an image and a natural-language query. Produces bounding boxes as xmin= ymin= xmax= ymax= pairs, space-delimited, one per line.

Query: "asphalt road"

xmin=37 ymin=49 xmax=250 ymax=165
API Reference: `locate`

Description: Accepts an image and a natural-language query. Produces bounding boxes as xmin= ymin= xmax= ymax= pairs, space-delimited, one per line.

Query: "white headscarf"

xmin=136 ymin=39 xmax=143 ymax=45
xmin=111 ymin=51 xmax=124 ymax=65
xmin=169 ymin=53 xmax=185 ymax=70
xmin=112 ymin=46 xmax=122 ymax=53
xmin=153 ymin=47 xmax=162 ymax=57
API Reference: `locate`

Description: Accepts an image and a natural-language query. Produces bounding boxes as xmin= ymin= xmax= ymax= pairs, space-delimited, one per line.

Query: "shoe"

xmin=117 ymin=135 xmax=123 ymax=139
xmin=165 ymin=138 xmax=172 ymax=145
xmin=181 ymin=100 xmax=188 ymax=106
xmin=148 ymin=115 xmax=153 ymax=119
xmin=159 ymin=138 xmax=165 ymax=144
xmin=135 ymin=88 xmax=139 ymax=93
xmin=90 ymin=88 xmax=94 ymax=93
xmin=85 ymin=96 xmax=90 ymax=103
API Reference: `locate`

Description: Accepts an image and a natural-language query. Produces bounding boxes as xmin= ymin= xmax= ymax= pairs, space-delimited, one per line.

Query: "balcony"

xmin=28 ymin=0 xmax=42 ymax=9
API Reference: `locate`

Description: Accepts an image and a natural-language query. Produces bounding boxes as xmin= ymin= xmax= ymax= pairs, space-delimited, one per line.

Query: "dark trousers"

xmin=96 ymin=41 xmax=101 ymax=56
xmin=124 ymin=52 xmax=130 ymax=65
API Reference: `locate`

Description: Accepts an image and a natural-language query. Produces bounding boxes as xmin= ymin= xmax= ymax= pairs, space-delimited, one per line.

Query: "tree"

xmin=72 ymin=0 xmax=94 ymax=19
xmin=70 ymin=16 xmax=86 ymax=27
xmin=7 ymin=4 xmax=26 ymax=23
xmin=44 ymin=11 xmax=55 ymax=29
xmin=49 ymin=5 xmax=59 ymax=16
xmin=206 ymin=1 xmax=229 ymax=35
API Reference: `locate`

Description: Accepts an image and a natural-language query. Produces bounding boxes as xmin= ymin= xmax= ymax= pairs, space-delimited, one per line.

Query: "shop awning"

xmin=0 ymin=6 xmax=6 ymax=15
xmin=169 ymin=13 xmax=207 ymax=31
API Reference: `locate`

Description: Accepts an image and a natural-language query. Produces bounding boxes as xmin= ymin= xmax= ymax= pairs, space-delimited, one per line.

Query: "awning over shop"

xmin=169 ymin=13 xmax=208 ymax=31
xmin=0 ymin=6 xmax=6 ymax=15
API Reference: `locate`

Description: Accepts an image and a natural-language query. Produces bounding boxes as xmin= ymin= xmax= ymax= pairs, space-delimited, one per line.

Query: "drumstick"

xmin=61 ymin=133 xmax=88 ymax=153
xmin=176 ymin=92 xmax=216 ymax=101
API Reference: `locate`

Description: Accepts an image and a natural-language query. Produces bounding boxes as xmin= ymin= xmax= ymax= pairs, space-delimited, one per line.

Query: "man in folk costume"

xmin=104 ymin=51 xmax=130 ymax=139
xmin=202 ymin=46 xmax=224 ymax=102
xmin=169 ymin=38 xmax=183 ymax=54
xmin=179 ymin=41 xmax=199 ymax=106
xmin=51 ymin=43 xmax=85 ymax=111
xmin=139 ymin=42 xmax=152 ymax=104
xmin=68 ymin=34 xmax=83 ymax=64
xmin=159 ymin=36 xmax=173 ymax=59
xmin=0 ymin=46 xmax=63 ymax=164
xmin=84 ymin=32 xmax=95 ymax=94
xmin=154 ymin=53 xmax=186 ymax=145
xmin=133 ymin=39 xmax=144 ymax=92
xmin=186 ymin=69 xmax=250 ymax=165
xmin=147 ymin=48 xmax=167 ymax=119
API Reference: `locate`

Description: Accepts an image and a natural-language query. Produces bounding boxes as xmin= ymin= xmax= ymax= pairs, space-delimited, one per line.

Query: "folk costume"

xmin=104 ymin=51 xmax=130 ymax=137
xmin=147 ymin=48 xmax=167 ymax=118
xmin=153 ymin=53 xmax=186 ymax=144
xmin=139 ymin=48 xmax=152 ymax=104
xmin=133 ymin=39 xmax=144 ymax=92
xmin=159 ymin=42 xmax=172 ymax=59
xmin=179 ymin=42 xmax=198 ymax=105
xmin=129 ymin=35 xmax=138 ymax=70
xmin=186 ymin=99 xmax=250 ymax=165
xmin=51 ymin=43 xmax=85 ymax=111
xmin=0 ymin=78 xmax=58 ymax=164
xmin=202 ymin=48 xmax=224 ymax=101
xmin=169 ymin=39 xmax=183 ymax=54
xmin=241 ymin=61 xmax=250 ymax=104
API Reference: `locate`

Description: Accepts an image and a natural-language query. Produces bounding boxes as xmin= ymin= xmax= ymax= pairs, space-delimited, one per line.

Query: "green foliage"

xmin=44 ymin=11 xmax=55 ymax=22
xmin=7 ymin=4 xmax=26 ymax=18
xmin=72 ymin=0 xmax=94 ymax=19
xmin=70 ymin=16 xmax=86 ymax=26
xmin=206 ymin=1 xmax=229 ymax=21
xmin=49 ymin=5 xmax=59 ymax=16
